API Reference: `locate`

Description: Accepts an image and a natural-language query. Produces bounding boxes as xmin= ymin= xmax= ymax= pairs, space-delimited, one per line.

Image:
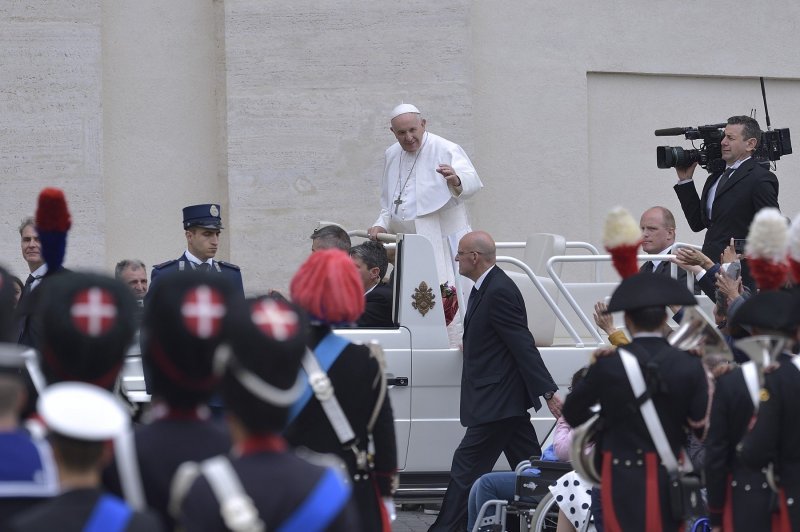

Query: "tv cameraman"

xmin=673 ymin=115 xmax=779 ymax=291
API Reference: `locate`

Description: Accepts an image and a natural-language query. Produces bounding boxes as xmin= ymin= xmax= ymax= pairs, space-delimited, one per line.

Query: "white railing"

xmin=496 ymin=256 xmax=589 ymax=347
xmin=545 ymin=249 xmax=702 ymax=345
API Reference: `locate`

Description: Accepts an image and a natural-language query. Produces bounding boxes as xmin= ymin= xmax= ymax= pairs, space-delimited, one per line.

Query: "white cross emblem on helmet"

xmin=181 ymin=285 xmax=226 ymax=339
xmin=251 ymin=299 xmax=298 ymax=341
xmin=71 ymin=287 xmax=117 ymax=336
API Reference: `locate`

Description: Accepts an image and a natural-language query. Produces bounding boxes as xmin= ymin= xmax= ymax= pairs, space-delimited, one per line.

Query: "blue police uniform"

xmin=148 ymin=204 xmax=244 ymax=296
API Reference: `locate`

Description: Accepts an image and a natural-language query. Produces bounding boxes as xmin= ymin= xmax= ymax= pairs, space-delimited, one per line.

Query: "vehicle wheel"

xmin=531 ymin=491 xmax=560 ymax=532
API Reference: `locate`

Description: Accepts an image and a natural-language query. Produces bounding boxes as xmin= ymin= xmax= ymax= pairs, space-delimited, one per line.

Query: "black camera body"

xmin=757 ymin=128 xmax=793 ymax=162
xmin=655 ymin=123 xmax=792 ymax=173
xmin=656 ymin=124 xmax=726 ymax=172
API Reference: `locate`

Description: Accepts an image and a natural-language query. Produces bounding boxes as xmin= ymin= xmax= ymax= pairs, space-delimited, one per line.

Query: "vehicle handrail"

xmin=496 ymin=255 xmax=591 ymax=347
xmin=496 ymin=241 xmax=602 ymax=281
xmin=345 ymin=229 xmax=398 ymax=246
xmin=495 ymin=241 xmax=600 ymax=253
xmin=544 ymin=253 xmax=698 ymax=342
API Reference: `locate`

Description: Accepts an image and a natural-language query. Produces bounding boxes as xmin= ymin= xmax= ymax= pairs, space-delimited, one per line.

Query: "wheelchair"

xmin=471 ymin=459 xmax=712 ymax=532
xmin=472 ymin=459 xmax=592 ymax=532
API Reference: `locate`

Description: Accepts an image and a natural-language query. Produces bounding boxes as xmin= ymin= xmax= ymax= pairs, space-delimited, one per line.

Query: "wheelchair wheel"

xmin=531 ymin=492 xmax=561 ymax=532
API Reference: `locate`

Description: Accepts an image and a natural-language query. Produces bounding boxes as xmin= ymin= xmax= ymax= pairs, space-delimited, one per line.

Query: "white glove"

xmin=383 ymin=497 xmax=396 ymax=522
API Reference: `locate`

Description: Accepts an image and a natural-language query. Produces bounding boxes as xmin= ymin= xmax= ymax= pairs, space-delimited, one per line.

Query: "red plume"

xmin=290 ymin=249 xmax=365 ymax=324
xmin=36 ymin=188 xmax=72 ymax=232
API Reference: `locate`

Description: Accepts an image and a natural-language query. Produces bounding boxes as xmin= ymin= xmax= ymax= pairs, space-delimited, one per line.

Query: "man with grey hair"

xmin=310 ymin=225 xmax=351 ymax=253
xmin=115 ymin=259 xmax=148 ymax=302
xmin=17 ymin=217 xmax=46 ymax=301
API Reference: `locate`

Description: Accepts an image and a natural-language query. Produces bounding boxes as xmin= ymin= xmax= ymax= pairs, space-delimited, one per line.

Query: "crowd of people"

xmin=1 ymin=107 xmax=798 ymax=532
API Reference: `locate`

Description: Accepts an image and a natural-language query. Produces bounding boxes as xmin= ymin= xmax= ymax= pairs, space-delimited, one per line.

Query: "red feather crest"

xmin=36 ymin=188 xmax=72 ymax=232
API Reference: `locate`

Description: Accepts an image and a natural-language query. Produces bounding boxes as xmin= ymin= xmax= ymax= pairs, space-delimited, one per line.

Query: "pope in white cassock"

xmin=368 ymin=103 xmax=483 ymax=345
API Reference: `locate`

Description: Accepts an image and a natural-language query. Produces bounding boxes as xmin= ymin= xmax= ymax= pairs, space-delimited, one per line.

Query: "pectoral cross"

xmin=394 ymin=196 xmax=403 ymax=214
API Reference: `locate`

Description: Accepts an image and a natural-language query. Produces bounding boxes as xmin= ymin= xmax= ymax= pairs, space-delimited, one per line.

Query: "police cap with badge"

xmin=150 ymin=203 xmax=243 ymax=295
xmin=142 ymin=271 xmax=242 ymax=408
xmin=183 ymin=204 xmax=223 ymax=230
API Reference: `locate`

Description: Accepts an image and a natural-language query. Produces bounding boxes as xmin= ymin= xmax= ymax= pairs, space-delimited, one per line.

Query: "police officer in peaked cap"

xmin=148 ymin=204 xmax=244 ymax=298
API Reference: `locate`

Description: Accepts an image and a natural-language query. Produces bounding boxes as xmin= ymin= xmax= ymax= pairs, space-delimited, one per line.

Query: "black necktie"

xmin=717 ymin=167 xmax=735 ymax=191
xmin=467 ymin=286 xmax=479 ymax=311
xmin=22 ymin=274 xmax=37 ymax=298
xmin=197 ymin=262 xmax=211 ymax=272
xmin=641 ymin=261 xmax=654 ymax=274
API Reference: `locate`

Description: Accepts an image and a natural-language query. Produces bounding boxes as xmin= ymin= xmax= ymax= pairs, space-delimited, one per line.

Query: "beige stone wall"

xmin=2 ymin=0 xmax=799 ymax=290
xmin=102 ymin=0 xmax=225 ymax=277
xmin=471 ymin=1 xmax=800 ymax=282
xmin=0 ymin=1 xmax=104 ymax=280
xmin=223 ymin=0 xmax=475 ymax=293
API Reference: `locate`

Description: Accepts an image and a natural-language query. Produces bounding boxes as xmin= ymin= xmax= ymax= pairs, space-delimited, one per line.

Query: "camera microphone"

xmin=654 ymin=127 xmax=689 ymax=137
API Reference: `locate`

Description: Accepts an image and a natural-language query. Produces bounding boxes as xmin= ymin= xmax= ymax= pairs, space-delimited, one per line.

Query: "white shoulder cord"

xmin=301 ymin=348 xmax=356 ymax=445
xmin=168 ymin=457 xmax=264 ymax=532
xmin=790 ymin=355 xmax=800 ymax=375
xmin=740 ymin=361 xmax=760 ymax=411
xmin=619 ymin=348 xmax=684 ymax=474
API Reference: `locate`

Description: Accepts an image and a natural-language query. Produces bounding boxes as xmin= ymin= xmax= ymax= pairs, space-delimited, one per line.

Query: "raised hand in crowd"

xmin=716 ymin=272 xmax=742 ymax=305
xmin=674 ymin=247 xmax=714 ymax=270
xmin=720 ymin=238 xmax=739 ymax=264
xmin=592 ymin=301 xmax=617 ymax=336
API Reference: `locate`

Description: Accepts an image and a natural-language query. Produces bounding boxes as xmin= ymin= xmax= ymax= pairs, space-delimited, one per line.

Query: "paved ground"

xmin=394 ymin=504 xmax=438 ymax=531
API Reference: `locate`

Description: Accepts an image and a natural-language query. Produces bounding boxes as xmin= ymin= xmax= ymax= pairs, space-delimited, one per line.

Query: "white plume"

xmin=789 ymin=212 xmax=800 ymax=262
xmin=603 ymin=207 xmax=640 ymax=249
xmin=745 ymin=208 xmax=788 ymax=262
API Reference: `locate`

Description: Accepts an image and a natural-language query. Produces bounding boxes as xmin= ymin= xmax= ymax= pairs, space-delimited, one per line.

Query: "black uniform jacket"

xmin=285 ymin=325 xmax=397 ymax=530
xmin=705 ymin=362 xmax=772 ymax=529
xmin=8 ymin=488 xmax=162 ymax=532
xmin=104 ymin=416 xmax=231 ymax=530
xmin=564 ymin=337 xmax=708 ymax=460
xmin=149 ymin=253 xmax=244 ymax=297
xmin=179 ymin=450 xmax=361 ymax=532
xmin=739 ymin=354 xmax=800 ymax=530
xmin=563 ymin=337 xmax=708 ymax=532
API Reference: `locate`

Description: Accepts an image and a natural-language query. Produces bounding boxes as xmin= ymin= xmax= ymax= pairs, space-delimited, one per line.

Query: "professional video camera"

xmin=654 ymin=78 xmax=792 ymax=172
xmin=655 ymin=124 xmax=726 ymax=172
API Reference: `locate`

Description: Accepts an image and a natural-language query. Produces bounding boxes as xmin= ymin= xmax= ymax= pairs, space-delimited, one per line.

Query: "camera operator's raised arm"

xmin=675 ymin=161 xmax=699 ymax=183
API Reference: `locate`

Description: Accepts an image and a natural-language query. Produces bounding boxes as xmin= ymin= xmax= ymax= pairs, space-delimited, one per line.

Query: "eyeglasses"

xmin=456 ymin=250 xmax=484 ymax=257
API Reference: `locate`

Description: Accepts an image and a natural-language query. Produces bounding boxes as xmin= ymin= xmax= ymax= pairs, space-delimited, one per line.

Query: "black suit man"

xmin=639 ymin=206 xmax=689 ymax=282
xmin=350 ymin=240 xmax=394 ymax=327
xmin=428 ymin=231 xmax=560 ymax=532
xmin=673 ymin=115 xmax=779 ymax=290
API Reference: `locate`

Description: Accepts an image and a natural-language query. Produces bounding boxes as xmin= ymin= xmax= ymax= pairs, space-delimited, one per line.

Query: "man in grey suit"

xmin=428 ymin=231 xmax=561 ymax=532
